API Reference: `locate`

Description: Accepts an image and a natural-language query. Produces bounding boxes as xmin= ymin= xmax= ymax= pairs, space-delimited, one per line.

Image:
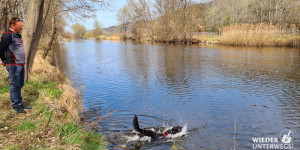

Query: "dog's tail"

xmin=133 ymin=115 xmax=143 ymax=132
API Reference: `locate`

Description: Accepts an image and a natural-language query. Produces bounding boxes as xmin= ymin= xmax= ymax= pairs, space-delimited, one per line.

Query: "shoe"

xmin=21 ymin=104 xmax=32 ymax=109
xmin=13 ymin=107 xmax=27 ymax=113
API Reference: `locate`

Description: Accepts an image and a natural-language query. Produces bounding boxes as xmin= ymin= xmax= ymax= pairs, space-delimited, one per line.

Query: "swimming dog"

xmin=133 ymin=115 xmax=183 ymax=140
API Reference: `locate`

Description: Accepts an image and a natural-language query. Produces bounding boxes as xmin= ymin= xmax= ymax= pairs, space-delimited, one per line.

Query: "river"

xmin=55 ymin=40 xmax=300 ymax=150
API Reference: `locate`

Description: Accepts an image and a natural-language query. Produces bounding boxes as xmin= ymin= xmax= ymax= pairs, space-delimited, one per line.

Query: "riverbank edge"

xmin=0 ymin=49 xmax=106 ymax=149
xmin=61 ymin=34 xmax=300 ymax=48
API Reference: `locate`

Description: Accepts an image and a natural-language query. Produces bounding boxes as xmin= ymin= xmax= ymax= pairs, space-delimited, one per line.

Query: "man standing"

xmin=0 ymin=17 xmax=31 ymax=113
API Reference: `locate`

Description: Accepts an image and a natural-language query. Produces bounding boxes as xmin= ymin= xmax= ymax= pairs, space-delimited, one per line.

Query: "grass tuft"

xmin=59 ymin=122 xmax=106 ymax=149
xmin=0 ymin=83 xmax=9 ymax=94
xmin=17 ymin=120 xmax=36 ymax=133
xmin=4 ymin=144 xmax=21 ymax=150
xmin=81 ymin=131 xmax=106 ymax=150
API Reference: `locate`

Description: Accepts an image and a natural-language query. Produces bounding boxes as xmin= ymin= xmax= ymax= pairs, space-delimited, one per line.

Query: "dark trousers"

xmin=6 ymin=65 xmax=24 ymax=108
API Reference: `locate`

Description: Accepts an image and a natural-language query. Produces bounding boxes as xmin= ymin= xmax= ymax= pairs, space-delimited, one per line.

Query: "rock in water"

xmin=172 ymin=144 xmax=179 ymax=150
xmin=135 ymin=143 xmax=142 ymax=149
xmin=120 ymin=145 xmax=129 ymax=150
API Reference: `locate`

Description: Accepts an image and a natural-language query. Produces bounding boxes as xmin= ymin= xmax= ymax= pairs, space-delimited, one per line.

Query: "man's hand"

xmin=1 ymin=61 xmax=5 ymax=67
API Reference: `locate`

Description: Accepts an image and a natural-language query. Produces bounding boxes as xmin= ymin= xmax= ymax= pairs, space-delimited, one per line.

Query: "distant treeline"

xmin=70 ymin=21 xmax=103 ymax=39
xmin=117 ymin=0 xmax=300 ymax=43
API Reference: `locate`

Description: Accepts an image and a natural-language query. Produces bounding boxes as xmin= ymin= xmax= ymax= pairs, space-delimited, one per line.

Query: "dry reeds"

xmin=90 ymin=108 xmax=116 ymax=129
xmin=58 ymin=80 xmax=83 ymax=122
xmin=31 ymin=50 xmax=60 ymax=82
xmin=219 ymin=23 xmax=299 ymax=47
xmin=32 ymin=49 xmax=83 ymax=122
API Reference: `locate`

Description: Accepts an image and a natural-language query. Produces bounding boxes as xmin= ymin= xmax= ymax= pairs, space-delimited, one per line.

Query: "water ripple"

xmin=56 ymin=40 xmax=300 ymax=150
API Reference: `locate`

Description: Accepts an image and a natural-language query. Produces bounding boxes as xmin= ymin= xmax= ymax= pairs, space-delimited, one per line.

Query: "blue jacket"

xmin=0 ymin=29 xmax=26 ymax=65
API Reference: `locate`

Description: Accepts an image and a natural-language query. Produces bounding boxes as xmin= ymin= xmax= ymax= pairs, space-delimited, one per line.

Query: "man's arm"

xmin=0 ymin=33 xmax=12 ymax=65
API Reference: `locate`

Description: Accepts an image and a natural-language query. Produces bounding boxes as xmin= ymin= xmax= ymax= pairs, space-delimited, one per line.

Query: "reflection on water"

xmin=55 ymin=40 xmax=300 ymax=149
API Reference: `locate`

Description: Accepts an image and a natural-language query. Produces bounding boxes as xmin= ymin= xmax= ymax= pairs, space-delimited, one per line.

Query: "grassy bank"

xmin=0 ymin=50 xmax=106 ymax=149
xmin=219 ymin=23 xmax=300 ymax=47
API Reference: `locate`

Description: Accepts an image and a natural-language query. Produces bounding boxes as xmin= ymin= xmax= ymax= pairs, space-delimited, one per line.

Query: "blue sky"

xmin=68 ymin=0 xmax=207 ymax=31
xmin=74 ymin=0 xmax=127 ymax=30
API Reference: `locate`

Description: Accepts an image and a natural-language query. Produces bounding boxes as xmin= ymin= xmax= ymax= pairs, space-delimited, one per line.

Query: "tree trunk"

xmin=43 ymin=15 xmax=56 ymax=59
xmin=143 ymin=20 xmax=156 ymax=42
xmin=22 ymin=0 xmax=46 ymax=81
xmin=8 ymin=0 xmax=18 ymax=17
xmin=0 ymin=0 xmax=9 ymax=34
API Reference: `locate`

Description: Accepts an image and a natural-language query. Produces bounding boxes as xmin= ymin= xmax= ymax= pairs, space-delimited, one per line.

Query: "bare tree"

xmin=249 ymin=0 xmax=298 ymax=25
xmin=153 ymin=0 xmax=178 ymax=42
xmin=177 ymin=0 xmax=194 ymax=43
xmin=117 ymin=5 xmax=133 ymax=39
xmin=93 ymin=20 xmax=102 ymax=37
xmin=43 ymin=0 xmax=59 ymax=59
xmin=22 ymin=0 xmax=52 ymax=81
xmin=0 ymin=0 xmax=10 ymax=34
xmin=226 ymin=0 xmax=248 ymax=25
xmin=127 ymin=0 xmax=156 ymax=41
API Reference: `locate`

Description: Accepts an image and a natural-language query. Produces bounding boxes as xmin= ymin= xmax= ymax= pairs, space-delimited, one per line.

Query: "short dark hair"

xmin=9 ymin=17 xmax=23 ymax=27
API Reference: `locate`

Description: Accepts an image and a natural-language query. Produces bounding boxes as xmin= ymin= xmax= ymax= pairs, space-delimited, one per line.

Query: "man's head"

xmin=9 ymin=17 xmax=23 ymax=34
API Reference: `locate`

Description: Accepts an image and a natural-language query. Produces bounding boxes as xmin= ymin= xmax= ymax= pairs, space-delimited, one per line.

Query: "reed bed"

xmin=219 ymin=23 xmax=299 ymax=47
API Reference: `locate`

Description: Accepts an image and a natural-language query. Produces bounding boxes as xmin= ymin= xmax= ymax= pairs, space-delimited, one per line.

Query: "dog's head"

xmin=169 ymin=126 xmax=182 ymax=134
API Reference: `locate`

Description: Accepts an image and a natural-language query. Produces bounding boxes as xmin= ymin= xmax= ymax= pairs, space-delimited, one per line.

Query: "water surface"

xmin=55 ymin=40 xmax=300 ymax=149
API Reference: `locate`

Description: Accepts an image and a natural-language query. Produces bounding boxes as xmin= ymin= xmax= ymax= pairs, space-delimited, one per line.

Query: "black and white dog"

xmin=133 ymin=115 xmax=183 ymax=140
